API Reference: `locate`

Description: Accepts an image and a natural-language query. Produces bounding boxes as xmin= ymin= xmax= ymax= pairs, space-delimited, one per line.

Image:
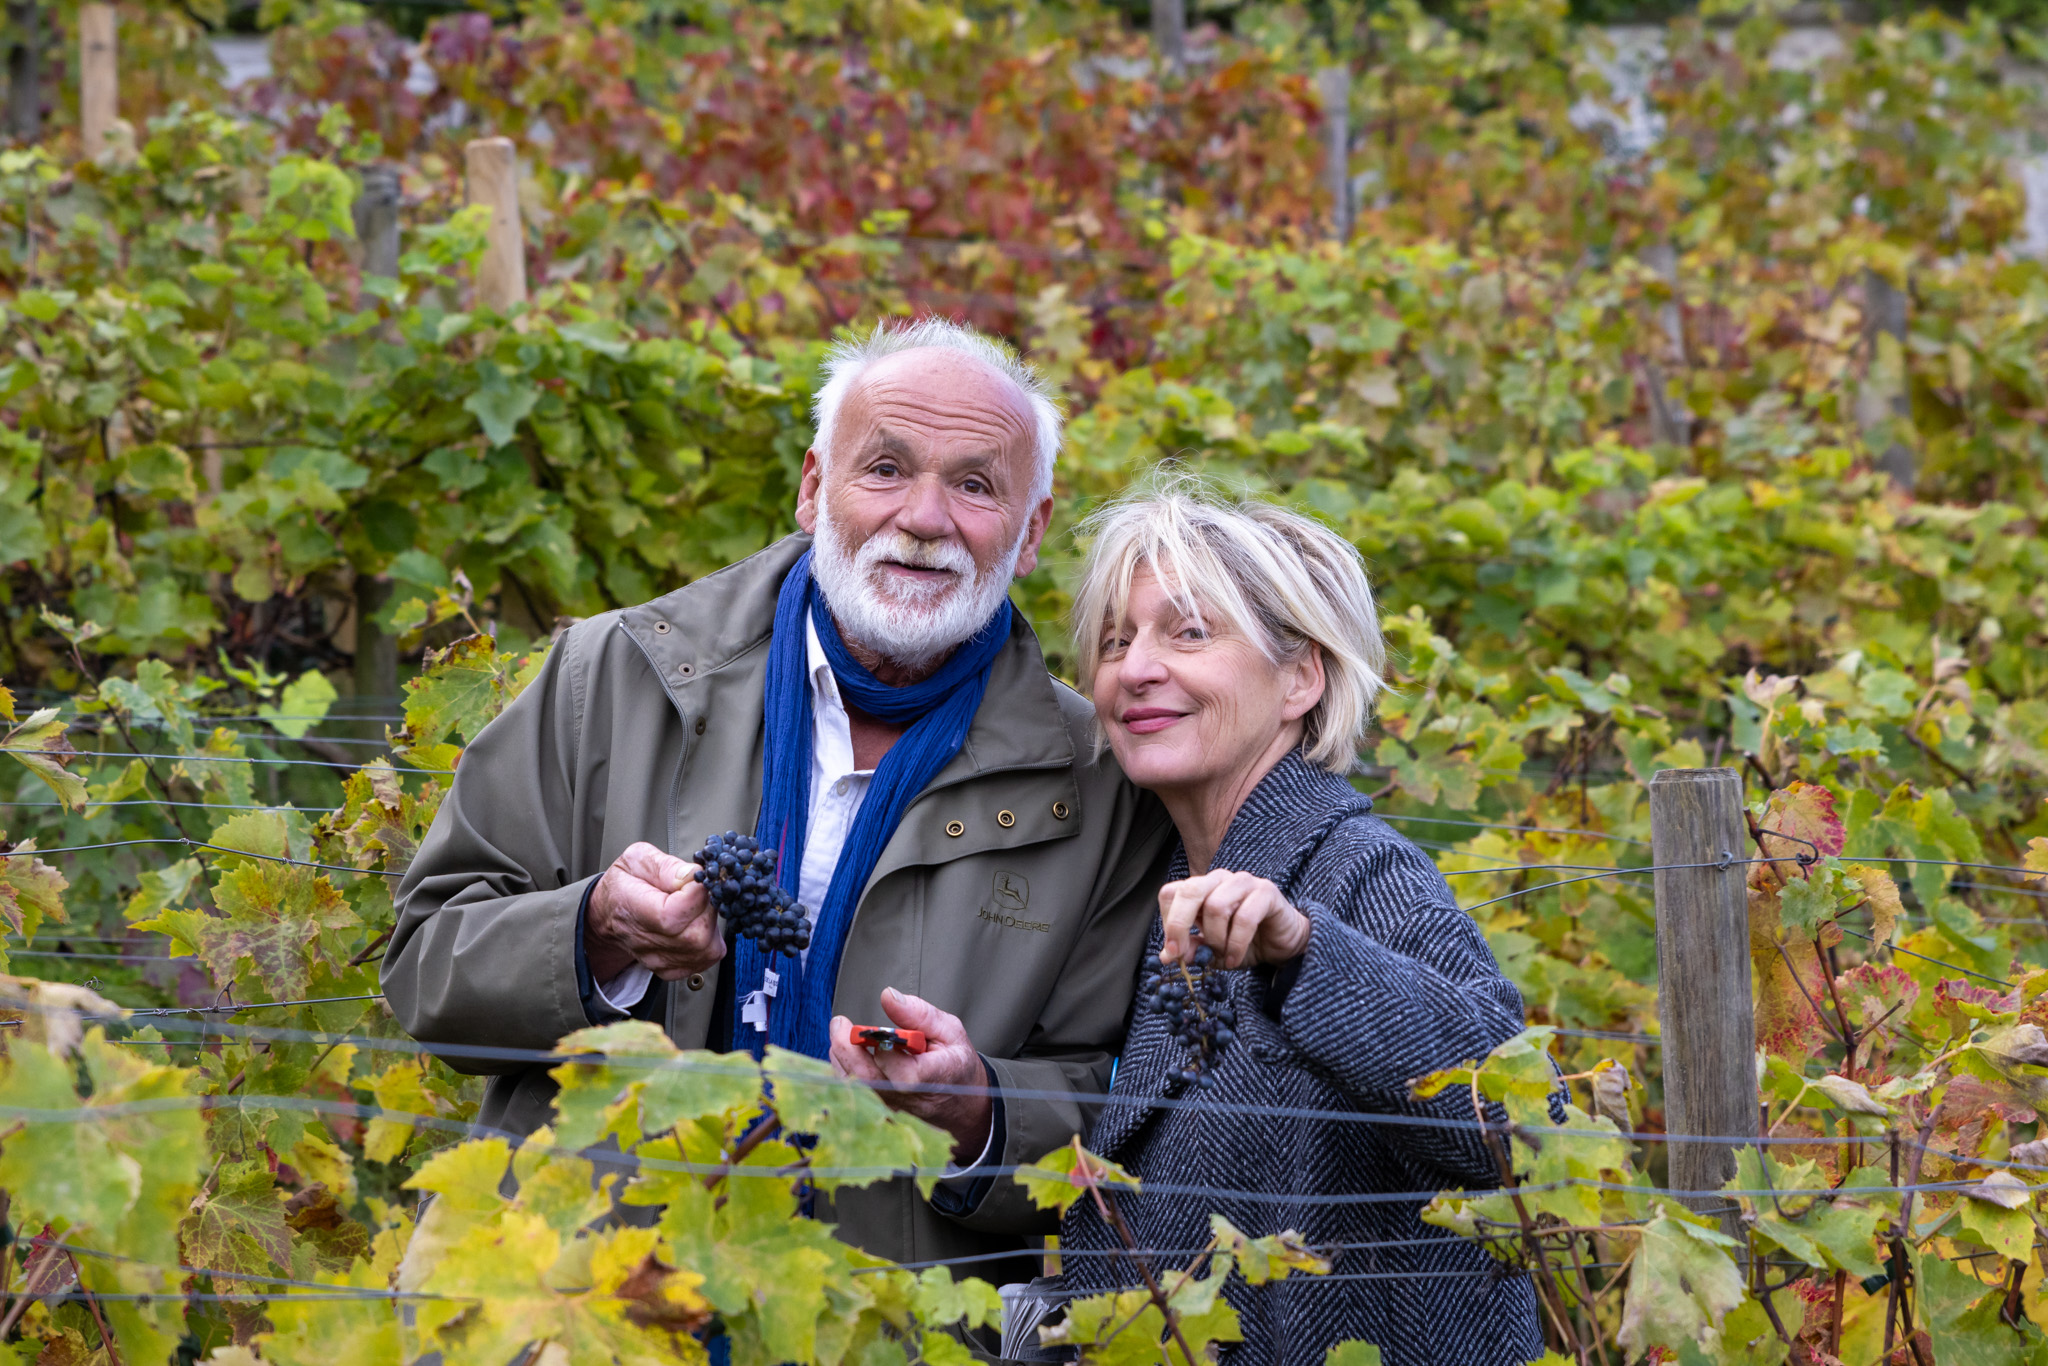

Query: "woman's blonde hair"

xmin=1070 ymin=478 xmax=1386 ymax=773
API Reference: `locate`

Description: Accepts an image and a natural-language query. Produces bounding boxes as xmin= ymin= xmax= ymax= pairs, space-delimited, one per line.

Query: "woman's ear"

xmin=1280 ymin=644 xmax=1326 ymax=724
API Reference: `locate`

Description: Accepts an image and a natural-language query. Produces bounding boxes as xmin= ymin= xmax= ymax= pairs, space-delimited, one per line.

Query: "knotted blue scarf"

xmin=730 ymin=549 xmax=1013 ymax=1060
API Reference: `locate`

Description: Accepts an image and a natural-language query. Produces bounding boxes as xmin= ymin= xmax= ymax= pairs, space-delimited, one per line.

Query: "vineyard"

xmin=5 ymin=0 xmax=2048 ymax=1361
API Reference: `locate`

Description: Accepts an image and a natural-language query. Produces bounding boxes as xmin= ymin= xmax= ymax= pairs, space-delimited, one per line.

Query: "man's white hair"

xmin=810 ymin=317 xmax=1063 ymax=503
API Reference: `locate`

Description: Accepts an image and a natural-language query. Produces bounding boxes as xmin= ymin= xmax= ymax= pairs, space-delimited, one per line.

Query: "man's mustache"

xmin=853 ymin=532 xmax=977 ymax=580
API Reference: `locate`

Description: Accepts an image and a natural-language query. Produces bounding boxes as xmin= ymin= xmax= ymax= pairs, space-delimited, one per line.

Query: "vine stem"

xmin=1886 ymin=1103 xmax=1945 ymax=1363
xmin=1747 ymin=1224 xmax=1796 ymax=1350
xmin=1068 ymin=1137 xmax=1204 ymax=1366
xmin=703 ymin=1111 xmax=783 ymax=1207
xmin=1470 ymin=1079 xmax=1583 ymax=1361
xmin=74 ymin=1262 xmax=121 ymax=1366
xmin=1560 ymin=1233 xmax=1612 ymax=1366
xmin=347 ymin=926 xmax=395 ymax=968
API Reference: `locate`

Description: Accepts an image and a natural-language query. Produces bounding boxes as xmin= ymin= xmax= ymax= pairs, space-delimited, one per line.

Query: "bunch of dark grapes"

xmin=1136 ymin=940 xmax=1236 ymax=1088
xmin=691 ymin=832 xmax=812 ymax=956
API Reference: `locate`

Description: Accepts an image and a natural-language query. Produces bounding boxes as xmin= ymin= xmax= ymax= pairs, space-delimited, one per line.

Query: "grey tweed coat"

xmin=1057 ymin=753 xmax=1545 ymax=1366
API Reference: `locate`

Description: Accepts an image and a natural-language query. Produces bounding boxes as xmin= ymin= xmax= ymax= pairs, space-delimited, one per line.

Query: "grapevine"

xmin=1 ymin=0 xmax=2047 ymax=1361
xmin=692 ymin=831 xmax=814 ymax=957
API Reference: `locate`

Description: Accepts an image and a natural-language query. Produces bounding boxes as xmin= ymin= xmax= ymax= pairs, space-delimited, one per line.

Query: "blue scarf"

xmin=730 ymin=549 xmax=1013 ymax=1059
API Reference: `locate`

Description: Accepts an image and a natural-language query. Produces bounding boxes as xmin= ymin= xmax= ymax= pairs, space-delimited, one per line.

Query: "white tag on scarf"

xmin=741 ymin=991 xmax=769 ymax=1032
xmin=740 ymin=970 xmax=782 ymax=1034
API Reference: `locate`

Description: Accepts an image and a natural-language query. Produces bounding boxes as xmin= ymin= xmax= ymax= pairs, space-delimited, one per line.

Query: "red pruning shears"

xmin=851 ymin=1025 xmax=928 ymax=1055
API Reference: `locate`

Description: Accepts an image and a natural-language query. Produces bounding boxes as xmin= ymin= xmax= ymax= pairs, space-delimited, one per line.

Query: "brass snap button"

xmin=1051 ymin=801 xmax=1070 ymax=820
xmin=654 ymin=620 xmax=670 ymax=634
xmin=996 ymin=809 xmax=1015 ymax=828
xmin=676 ymin=662 xmax=694 ymax=678
xmin=687 ymin=973 xmax=705 ymax=991
xmin=694 ymin=716 xmax=707 ymax=735
xmin=945 ymin=820 xmax=965 ymax=838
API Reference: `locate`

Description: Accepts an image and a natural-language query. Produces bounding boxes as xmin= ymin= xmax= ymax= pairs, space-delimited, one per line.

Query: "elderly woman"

xmin=1054 ymin=486 xmax=1541 ymax=1366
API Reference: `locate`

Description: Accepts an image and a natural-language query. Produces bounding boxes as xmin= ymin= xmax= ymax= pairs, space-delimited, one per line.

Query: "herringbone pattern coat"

xmin=1058 ymin=753 xmax=1545 ymax=1366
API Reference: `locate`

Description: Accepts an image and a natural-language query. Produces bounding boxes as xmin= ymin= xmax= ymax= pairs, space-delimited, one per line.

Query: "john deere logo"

xmin=992 ymin=870 xmax=1029 ymax=912
xmin=979 ymin=870 xmax=1049 ymax=933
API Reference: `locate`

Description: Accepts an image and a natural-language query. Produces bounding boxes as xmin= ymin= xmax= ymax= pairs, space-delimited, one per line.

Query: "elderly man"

xmin=383 ymin=318 xmax=1173 ymax=1273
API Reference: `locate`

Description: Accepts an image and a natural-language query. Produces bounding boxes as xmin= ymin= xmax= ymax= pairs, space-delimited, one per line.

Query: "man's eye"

xmin=874 ymin=461 xmax=900 ymax=477
xmin=963 ymin=478 xmax=989 ymax=495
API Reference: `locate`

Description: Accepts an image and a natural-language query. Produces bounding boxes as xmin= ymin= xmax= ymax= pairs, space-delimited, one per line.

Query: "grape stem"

xmin=1166 ymin=927 xmax=1213 ymax=1069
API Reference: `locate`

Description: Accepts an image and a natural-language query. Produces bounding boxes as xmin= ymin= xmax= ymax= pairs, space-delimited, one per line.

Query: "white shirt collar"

xmin=806 ymin=617 xmax=869 ymax=780
xmin=805 ymin=615 xmax=842 ymax=710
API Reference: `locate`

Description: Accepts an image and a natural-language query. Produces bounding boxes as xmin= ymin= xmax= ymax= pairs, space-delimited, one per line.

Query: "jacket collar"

xmin=616 ymin=533 xmax=1076 ymax=781
xmin=1200 ymin=750 xmax=1372 ymax=887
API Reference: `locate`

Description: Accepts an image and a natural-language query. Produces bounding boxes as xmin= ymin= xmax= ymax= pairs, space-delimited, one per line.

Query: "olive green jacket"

xmin=383 ymin=534 xmax=1173 ymax=1270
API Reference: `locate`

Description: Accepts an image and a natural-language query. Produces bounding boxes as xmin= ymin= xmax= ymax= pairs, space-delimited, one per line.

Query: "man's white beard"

xmin=812 ymin=501 xmax=1024 ymax=671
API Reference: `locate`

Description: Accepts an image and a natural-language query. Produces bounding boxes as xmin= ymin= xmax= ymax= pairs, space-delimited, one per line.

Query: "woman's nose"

xmin=1117 ymin=633 xmax=1170 ymax=689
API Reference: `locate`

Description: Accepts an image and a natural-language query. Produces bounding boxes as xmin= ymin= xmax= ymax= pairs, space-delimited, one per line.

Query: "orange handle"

xmin=851 ymin=1026 xmax=928 ymax=1055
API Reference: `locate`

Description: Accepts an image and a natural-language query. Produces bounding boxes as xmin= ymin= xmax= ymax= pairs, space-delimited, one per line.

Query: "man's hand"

xmin=1158 ymin=868 xmax=1311 ymax=970
xmin=584 ymin=841 xmax=724 ymax=983
xmin=829 ymin=988 xmax=993 ymax=1165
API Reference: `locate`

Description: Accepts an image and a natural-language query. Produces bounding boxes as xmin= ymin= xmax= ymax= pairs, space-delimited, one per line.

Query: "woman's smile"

xmin=1120 ymin=706 xmax=1187 ymax=734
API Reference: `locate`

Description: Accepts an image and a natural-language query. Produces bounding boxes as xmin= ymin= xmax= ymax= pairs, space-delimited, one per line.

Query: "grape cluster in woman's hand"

xmin=691 ymin=832 xmax=812 ymax=956
xmin=1137 ymin=940 xmax=1236 ymax=1088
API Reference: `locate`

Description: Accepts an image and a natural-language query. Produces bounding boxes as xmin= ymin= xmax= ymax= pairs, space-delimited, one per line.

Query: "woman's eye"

xmin=1177 ymin=625 xmax=1208 ymax=642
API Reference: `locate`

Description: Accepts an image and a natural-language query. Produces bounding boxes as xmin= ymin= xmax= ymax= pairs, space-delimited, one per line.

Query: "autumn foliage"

xmin=4 ymin=0 xmax=2048 ymax=1360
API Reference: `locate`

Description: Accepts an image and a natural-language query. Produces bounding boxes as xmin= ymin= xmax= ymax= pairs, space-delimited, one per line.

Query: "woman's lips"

xmin=1121 ymin=707 xmax=1185 ymax=735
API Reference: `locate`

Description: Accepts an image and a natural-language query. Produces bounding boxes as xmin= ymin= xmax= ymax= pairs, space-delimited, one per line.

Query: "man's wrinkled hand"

xmin=829 ymin=988 xmax=993 ymax=1165
xmin=584 ymin=841 xmax=723 ymax=983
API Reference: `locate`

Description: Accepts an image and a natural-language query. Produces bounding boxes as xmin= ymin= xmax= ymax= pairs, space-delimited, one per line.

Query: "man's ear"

xmin=795 ymin=448 xmax=823 ymax=533
xmin=1011 ymin=494 xmax=1056 ymax=578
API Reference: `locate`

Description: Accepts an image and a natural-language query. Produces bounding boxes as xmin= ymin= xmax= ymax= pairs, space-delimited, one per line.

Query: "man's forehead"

xmin=843 ymin=348 xmax=1035 ymax=428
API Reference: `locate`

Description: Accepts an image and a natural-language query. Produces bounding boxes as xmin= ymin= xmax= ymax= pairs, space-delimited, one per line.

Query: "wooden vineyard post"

xmin=1317 ymin=64 xmax=1352 ymax=244
xmin=1650 ymin=766 xmax=1755 ymax=1231
xmin=76 ymin=2 xmax=114 ymax=161
xmin=464 ymin=136 xmax=526 ymax=310
xmin=1862 ymin=268 xmax=1914 ymax=491
xmin=1641 ymin=242 xmax=1692 ymax=448
xmin=7 ymin=0 xmax=42 ymax=143
xmin=1151 ymin=0 xmax=1183 ymax=74
xmin=356 ymin=164 xmax=401 ymax=278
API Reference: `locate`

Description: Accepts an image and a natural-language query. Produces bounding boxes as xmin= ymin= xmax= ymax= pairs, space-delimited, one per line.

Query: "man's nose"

xmin=892 ymin=474 xmax=957 ymax=542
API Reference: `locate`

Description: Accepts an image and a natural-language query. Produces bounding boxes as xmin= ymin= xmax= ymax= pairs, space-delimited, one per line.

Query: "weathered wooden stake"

xmin=1151 ymin=0 xmax=1184 ymax=74
xmin=1317 ymin=65 xmax=1352 ymax=243
xmin=6 ymin=0 xmax=41 ymax=143
xmin=352 ymin=573 xmax=397 ymax=740
xmin=1650 ymin=766 xmax=1754 ymax=1228
xmin=356 ymin=163 xmax=401 ymax=278
xmin=1861 ymin=267 xmax=1914 ymax=492
xmin=1642 ymin=242 xmax=1692 ymax=448
xmin=465 ymin=136 xmax=526 ymax=310
xmin=76 ymin=2 xmax=114 ymax=160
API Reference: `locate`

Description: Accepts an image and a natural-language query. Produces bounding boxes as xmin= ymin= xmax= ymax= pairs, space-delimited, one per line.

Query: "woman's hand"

xmin=1158 ymin=869 xmax=1311 ymax=970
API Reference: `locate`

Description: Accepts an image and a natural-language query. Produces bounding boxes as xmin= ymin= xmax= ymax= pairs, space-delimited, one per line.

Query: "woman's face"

xmin=1092 ymin=567 xmax=1323 ymax=801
